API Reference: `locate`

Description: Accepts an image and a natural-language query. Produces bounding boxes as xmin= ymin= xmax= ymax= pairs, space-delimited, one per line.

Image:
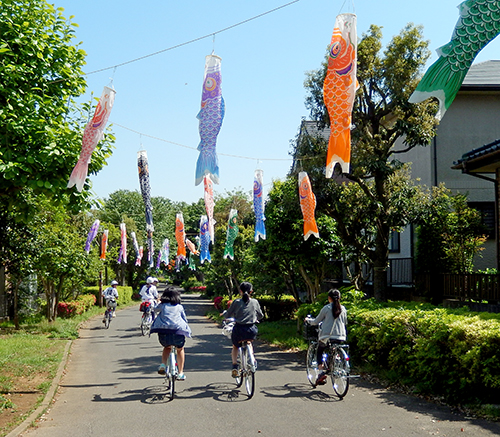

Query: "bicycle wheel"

xmin=306 ymin=342 xmax=319 ymax=387
xmin=141 ymin=312 xmax=151 ymax=336
xmin=168 ymin=350 xmax=177 ymax=400
xmin=243 ymin=347 xmax=255 ymax=399
xmin=330 ymin=347 xmax=349 ymax=398
xmin=234 ymin=348 xmax=243 ymax=388
xmin=104 ymin=311 xmax=110 ymax=329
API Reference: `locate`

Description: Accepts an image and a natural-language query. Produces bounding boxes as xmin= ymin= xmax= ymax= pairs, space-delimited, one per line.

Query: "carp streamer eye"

xmin=204 ymin=77 xmax=217 ymax=91
xmin=330 ymin=41 xmax=342 ymax=58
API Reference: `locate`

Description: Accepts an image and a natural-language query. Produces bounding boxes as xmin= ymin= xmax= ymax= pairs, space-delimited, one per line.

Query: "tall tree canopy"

xmin=0 ymin=0 xmax=114 ymax=219
xmin=300 ymin=24 xmax=439 ymax=300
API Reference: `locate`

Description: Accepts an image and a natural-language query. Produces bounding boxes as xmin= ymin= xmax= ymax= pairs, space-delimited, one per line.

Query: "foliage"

xmin=0 ymin=1 xmax=115 ymax=220
xmin=348 ymin=304 xmax=500 ymax=403
xmin=85 ymin=286 xmax=134 ymax=305
xmin=301 ymin=23 xmax=439 ymax=300
xmin=56 ymin=294 xmax=96 ymax=318
xmin=252 ymin=177 xmax=341 ymax=303
xmin=415 ymin=185 xmax=487 ymax=274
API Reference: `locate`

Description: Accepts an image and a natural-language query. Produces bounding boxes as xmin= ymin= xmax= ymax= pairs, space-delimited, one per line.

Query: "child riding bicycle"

xmin=151 ymin=287 xmax=191 ymax=381
xmin=305 ymin=289 xmax=347 ymax=385
xmin=224 ymin=282 xmax=263 ymax=378
xmin=102 ymin=280 xmax=119 ymax=323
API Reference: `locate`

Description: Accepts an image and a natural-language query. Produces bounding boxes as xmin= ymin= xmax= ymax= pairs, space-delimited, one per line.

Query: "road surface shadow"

xmin=260 ymin=383 xmax=341 ymax=403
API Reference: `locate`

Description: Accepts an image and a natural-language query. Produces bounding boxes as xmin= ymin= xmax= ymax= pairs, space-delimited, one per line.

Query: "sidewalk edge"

xmin=7 ymin=339 xmax=72 ymax=437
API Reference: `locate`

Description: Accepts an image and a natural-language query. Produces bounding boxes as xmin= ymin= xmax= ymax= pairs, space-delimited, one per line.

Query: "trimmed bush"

xmin=348 ymin=304 xmax=500 ymax=403
xmin=257 ymin=295 xmax=297 ymax=321
xmin=85 ymin=286 xmax=134 ymax=305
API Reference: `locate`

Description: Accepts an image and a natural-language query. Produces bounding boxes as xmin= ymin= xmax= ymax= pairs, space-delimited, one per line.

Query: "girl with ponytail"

xmin=224 ymin=281 xmax=264 ymax=378
xmin=305 ymin=289 xmax=347 ymax=386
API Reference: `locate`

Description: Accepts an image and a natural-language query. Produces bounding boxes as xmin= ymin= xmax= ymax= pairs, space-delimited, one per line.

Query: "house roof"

xmin=461 ymin=60 xmax=500 ymax=90
xmin=453 ymin=138 xmax=500 ymax=173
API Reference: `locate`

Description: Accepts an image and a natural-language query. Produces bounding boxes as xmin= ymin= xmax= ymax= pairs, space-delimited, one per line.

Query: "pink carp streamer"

xmin=323 ymin=13 xmax=357 ymax=177
xmin=68 ymin=86 xmax=116 ymax=192
xmin=118 ymin=222 xmax=127 ymax=264
xmin=204 ymin=175 xmax=216 ymax=244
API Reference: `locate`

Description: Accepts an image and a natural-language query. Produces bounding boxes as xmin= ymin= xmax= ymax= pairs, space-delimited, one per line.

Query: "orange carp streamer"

xmin=298 ymin=171 xmax=319 ymax=241
xmin=175 ymin=213 xmax=187 ymax=261
xmin=323 ymin=13 xmax=357 ymax=177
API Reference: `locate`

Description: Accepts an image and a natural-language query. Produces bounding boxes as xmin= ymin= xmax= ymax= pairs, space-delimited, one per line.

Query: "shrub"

xmin=256 ymin=295 xmax=297 ymax=321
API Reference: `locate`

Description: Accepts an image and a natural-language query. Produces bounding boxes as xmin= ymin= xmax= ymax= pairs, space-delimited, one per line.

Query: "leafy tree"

xmin=301 ymin=24 xmax=439 ymax=300
xmin=415 ymin=186 xmax=487 ymax=275
xmin=0 ymin=1 xmax=115 ymax=219
xmin=253 ymin=177 xmax=341 ymax=303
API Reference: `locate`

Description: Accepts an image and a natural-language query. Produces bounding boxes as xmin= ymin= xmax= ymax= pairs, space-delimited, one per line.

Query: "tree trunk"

xmin=373 ymin=226 xmax=389 ymax=301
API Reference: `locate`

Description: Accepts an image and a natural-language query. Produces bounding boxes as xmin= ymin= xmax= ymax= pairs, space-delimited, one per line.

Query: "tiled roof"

xmin=462 ymin=60 xmax=500 ymax=88
xmin=456 ymin=138 xmax=500 ymax=164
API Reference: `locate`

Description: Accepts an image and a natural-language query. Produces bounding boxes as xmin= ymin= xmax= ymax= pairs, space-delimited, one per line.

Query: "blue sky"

xmin=55 ymin=0 xmax=500 ymax=205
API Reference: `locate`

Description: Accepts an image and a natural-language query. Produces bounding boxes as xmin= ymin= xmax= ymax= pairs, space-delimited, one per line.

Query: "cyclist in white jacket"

xmin=306 ymin=289 xmax=347 ymax=385
xmin=102 ymin=280 xmax=119 ymax=322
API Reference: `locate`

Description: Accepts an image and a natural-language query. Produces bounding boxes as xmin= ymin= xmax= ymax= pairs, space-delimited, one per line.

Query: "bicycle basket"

xmin=139 ymin=301 xmax=151 ymax=312
xmin=221 ymin=321 xmax=235 ymax=338
xmin=303 ymin=322 xmax=318 ymax=341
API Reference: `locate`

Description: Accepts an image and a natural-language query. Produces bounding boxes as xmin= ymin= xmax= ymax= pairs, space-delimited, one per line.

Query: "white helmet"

xmin=152 ymin=277 xmax=159 ymax=283
xmin=111 ymin=280 xmax=118 ymax=286
xmin=146 ymin=277 xmax=154 ymax=284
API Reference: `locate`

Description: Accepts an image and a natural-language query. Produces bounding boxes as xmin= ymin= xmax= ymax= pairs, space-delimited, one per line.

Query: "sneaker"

xmin=316 ymin=372 xmax=327 ymax=386
xmin=102 ymin=319 xmax=106 ymax=324
xmin=112 ymin=312 xmax=116 ymax=318
xmin=157 ymin=364 xmax=166 ymax=375
xmin=176 ymin=373 xmax=186 ymax=381
xmin=231 ymin=368 xmax=239 ymax=378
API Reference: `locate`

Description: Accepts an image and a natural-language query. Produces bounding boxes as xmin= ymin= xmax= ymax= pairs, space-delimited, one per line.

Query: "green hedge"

xmin=256 ymin=295 xmax=297 ymax=321
xmin=85 ymin=286 xmax=134 ymax=306
xmin=348 ymin=304 xmax=500 ymax=403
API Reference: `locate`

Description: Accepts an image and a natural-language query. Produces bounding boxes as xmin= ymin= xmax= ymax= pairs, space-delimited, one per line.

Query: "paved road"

xmin=22 ymin=294 xmax=500 ymax=437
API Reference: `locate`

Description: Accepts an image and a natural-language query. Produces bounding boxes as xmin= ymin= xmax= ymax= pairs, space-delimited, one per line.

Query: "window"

xmin=469 ymin=202 xmax=496 ymax=239
xmin=389 ymin=230 xmax=400 ymax=253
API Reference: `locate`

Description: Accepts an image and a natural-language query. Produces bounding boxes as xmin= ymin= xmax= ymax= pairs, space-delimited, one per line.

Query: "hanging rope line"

xmin=85 ymin=0 xmax=301 ymax=76
xmin=112 ymin=122 xmax=296 ymax=161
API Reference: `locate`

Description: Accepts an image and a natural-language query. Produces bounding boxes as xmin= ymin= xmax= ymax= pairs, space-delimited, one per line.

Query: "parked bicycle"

xmin=103 ymin=299 xmax=117 ymax=329
xmin=140 ymin=301 xmax=153 ymax=336
xmin=222 ymin=318 xmax=257 ymax=398
xmin=304 ymin=320 xmax=350 ymax=398
xmin=163 ymin=346 xmax=179 ymax=400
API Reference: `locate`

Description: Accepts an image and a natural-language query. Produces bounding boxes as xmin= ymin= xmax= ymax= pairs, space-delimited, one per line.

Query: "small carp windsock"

xmin=156 ymin=250 xmax=162 ymax=269
xmin=147 ymin=230 xmax=154 ymax=268
xmin=84 ymin=219 xmax=100 ymax=253
xmin=68 ymin=86 xmax=116 ymax=192
xmin=100 ymin=229 xmax=108 ymax=260
xmin=119 ymin=222 xmax=127 ymax=263
xmin=138 ymin=150 xmax=154 ymax=233
xmin=186 ymin=238 xmax=199 ymax=255
xmin=298 ymin=172 xmax=319 ymax=241
xmin=409 ymin=0 xmax=500 ymax=120
xmin=131 ymin=232 xmax=141 ymax=266
xmin=195 ymin=54 xmax=225 ymax=186
xmin=199 ymin=215 xmax=211 ymax=264
xmin=223 ymin=209 xmax=239 ymax=260
xmin=160 ymin=238 xmax=170 ymax=264
xmin=137 ymin=246 xmax=143 ymax=267
xmin=323 ymin=13 xmax=357 ymax=177
xmin=204 ymin=175 xmax=216 ymax=244
xmin=175 ymin=213 xmax=187 ymax=263
xmin=253 ymin=169 xmax=266 ymax=242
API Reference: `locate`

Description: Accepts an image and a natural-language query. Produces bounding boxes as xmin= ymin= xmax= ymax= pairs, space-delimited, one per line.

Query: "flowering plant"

xmin=213 ymin=296 xmax=223 ymax=310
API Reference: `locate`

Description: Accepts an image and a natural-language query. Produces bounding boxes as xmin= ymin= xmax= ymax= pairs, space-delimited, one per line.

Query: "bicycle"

xmin=222 ymin=319 xmax=257 ymax=399
xmin=163 ymin=346 xmax=179 ymax=400
xmin=103 ymin=299 xmax=117 ymax=329
xmin=304 ymin=320 xmax=350 ymax=399
xmin=140 ymin=301 xmax=154 ymax=336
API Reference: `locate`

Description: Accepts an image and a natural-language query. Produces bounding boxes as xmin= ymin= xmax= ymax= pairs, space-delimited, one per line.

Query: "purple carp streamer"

xmin=68 ymin=86 xmax=116 ymax=192
xmin=253 ymin=169 xmax=266 ymax=242
xmin=195 ymin=54 xmax=225 ymax=186
xmin=84 ymin=219 xmax=100 ymax=253
xmin=410 ymin=0 xmax=500 ymax=120
xmin=119 ymin=222 xmax=127 ymax=264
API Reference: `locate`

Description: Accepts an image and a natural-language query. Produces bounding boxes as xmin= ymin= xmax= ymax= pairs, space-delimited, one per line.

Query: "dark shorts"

xmin=158 ymin=333 xmax=185 ymax=348
xmin=231 ymin=323 xmax=258 ymax=347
